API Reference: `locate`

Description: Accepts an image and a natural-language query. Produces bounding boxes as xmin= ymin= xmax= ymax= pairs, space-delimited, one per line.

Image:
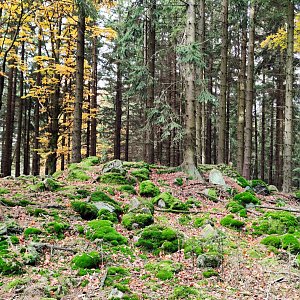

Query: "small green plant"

xmin=174 ymin=177 xmax=184 ymax=186
xmin=220 ymin=215 xmax=245 ymax=230
xmin=207 ymin=189 xmax=218 ymax=202
xmin=0 ymin=188 xmax=9 ymax=195
xmin=72 ymin=251 xmax=100 ymax=269
xmin=202 ymin=269 xmax=219 ymax=278
xmin=184 ymin=237 xmax=204 ymax=258
xmin=122 ymin=213 xmax=153 ymax=230
xmin=71 ymin=201 xmax=98 ymax=220
xmin=10 ymin=236 xmax=19 ymax=245
xmin=139 ymin=180 xmax=160 ymax=197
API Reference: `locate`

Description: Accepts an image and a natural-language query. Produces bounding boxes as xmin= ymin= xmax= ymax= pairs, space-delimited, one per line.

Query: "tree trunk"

xmin=242 ymin=2 xmax=255 ymax=179
xmin=125 ymin=97 xmax=130 ymax=161
xmin=268 ymin=95 xmax=274 ymax=184
xmin=23 ymin=99 xmax=31 ymax=175
xmin=114 ymin=61 xmax=122 ymax=159
xmin=260 ymin=73 xmax=266 ymax=181
xmin=217 ymin=0 xmax=228 ymax=164
xmin=90 ymin=36 xmax=97 ymax=156
xmin=282 ymin=0 xmax=294 ymax=193
xmin=72 ymin=9 xmax=85 ymax=163
xmin=181 ymin=0 xmax=203 ymax=180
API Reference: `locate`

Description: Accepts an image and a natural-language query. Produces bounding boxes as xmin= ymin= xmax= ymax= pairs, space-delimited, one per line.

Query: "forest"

xmin=1 ymin=1 xmax=300 ymax=299
xmin=0 ymin=0 xmax=299 ymax=191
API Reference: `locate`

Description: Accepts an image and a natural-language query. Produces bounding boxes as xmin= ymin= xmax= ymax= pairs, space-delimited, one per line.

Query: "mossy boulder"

xmin=236 ymin=176 xmax=249 ymax=188
xmin=197 ymin=252 xmax=223 ymax=268
xmin=122 ymin=213 xmax=154 ymax=230
xmin=252 ymin=211 xmax=300 ymax=235
xmin=43 ymin=178 xmax=62 ymax=191
xmin=98 ymin=209 xmax=118 ymax=223
xmin=226 ymin=201 xmax=247 ymax=217
xmin=136 ymin=225 xmax=183 ymax=254
xmin=90 ymin=191 xmax=122 ymax=215
xmin=67 ymin=169 xmax=90 ymax=181
xmin=24 ymin=227 xmax=43 ymax=237
xmin=72 ymin=251 xmax=100 ymax=269
xmin=261 ymin=233 xmax=300 ymax=254
xmin=102 ymin=159 xmax=125 ymax=174
xmin=220 ymin=215 xmax=245 ymax=230
xmin=127 ymin=197 xmax=154 ymax=215
xmin=233 ymin=191 xmax=260 ymax=206
xmin=71 ymin=201 xmax=98 ymax=220
xmin=45 ymin=222 xmax=69 ymax=238
xmin=118 ymin=185 xmax=136 ymax=195
xmin=139 ymin=180 xmax=160 ymax=197
xmin=152 ymin=192 xmax=188 ymax=211
xmin=99 ymin=172 xmax=131 ymax=185
xmin=131 ymin=168 xmax=150 ymax=182
xmin=86 ymin=220 xmax=127 ymax=245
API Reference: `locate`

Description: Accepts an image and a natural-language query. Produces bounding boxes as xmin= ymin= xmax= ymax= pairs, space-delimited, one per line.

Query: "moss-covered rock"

xmin=152 ymin=192 xmax=188 ymax=211
xmin=234 ymin=191 xmax=260 ymax=206
xmin=122 ymin=213 xmax=153 ymax=230
xmin=197 ymin=252 xmax=223 ymax=268
xmin=82 ymin=156 xmax=100 ymax=166
xmin=252 ymin=211 xmax=300 ymax=235
xmin=139 ymin=180 xmax=160 ymax=197
xmin=98 ymin=209 xmax=118 ymax=223
xmin=67 ymin=169 xmax=90 ymax=181
xmin=43 ymin=178 xmax=62 ymax=191
xmin=86 ymin=220 xmax=127 ymax=245
xmin=118 ymin=185 xmax=136 ymax=195
xmin=220 ymin=215 xmax=245 ymax=230
xmin=281 ymin=234 xmax=300 ymax=253
xmin=45 ymin=222 xmax=69 ymax=238
xmin=99 ymin=172 xmax=131 ymax=185
xmin=131 ymin=168 xmax=150 ymax=182
xmin=90 ymin=191 xmax=122 ymax=215
xmin=136 ymin=225 xmax=183 ymax=254
xmin=236 ymin=176 xmax=249 ymax=188
xmin=261 ymin=235 xmax=282 ymax=249
xmin=72 ymin=251 xmax=100 ymax=269
xmin=24 ymin=227 xmax=43 ymax=237
xmin=71 ymin=201 xmax=98 ymax=220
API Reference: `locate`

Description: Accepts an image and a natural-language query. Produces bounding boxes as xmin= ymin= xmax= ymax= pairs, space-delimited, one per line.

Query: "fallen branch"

xmin=256 ymin=205 xmax=300 ymax=214
xmin=31 ymin=242 xmax=77 ymax=253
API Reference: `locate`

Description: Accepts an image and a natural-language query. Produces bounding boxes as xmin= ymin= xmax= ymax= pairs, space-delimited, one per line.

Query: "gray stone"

xmin=128 ymin=198 xmax=152 ymax=215
xmin=108 ymin=288 xmax=124 ymax=299
xmin=128 ymin=198 xmax=141 ymax=212
xmin=0 ymin=223 xmax=7 ymax=235
xmin=199 ymin=224 xmax=219 ymax=239
xmin=102 ymin=160 xmax=125 ymax=174
xmin=93 ymin=202 xmax=115 ymax=213
xmin=157 ymin=199 xmax=166 ymax=208
xmin=268 ymin=185 xmax=279 ymax=193
xmin=209 ymin=169 xmax=227 ymax=187
xmin=197 ymin=252 xmax=223 ymax=268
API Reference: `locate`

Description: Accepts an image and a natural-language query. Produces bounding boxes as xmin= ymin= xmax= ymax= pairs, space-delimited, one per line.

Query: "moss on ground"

xmin=145 ymin=260 xmax=182 ymax=281
xmin=233 ymin=191 xmax=260 ymax=206
xmin=98 ymin=209 xmax=118 ymax=223
xmin=139 ymin=180 xmax=160 ymax=197
xmin=118 ymin=185 xmax=136 ymax=194
xmin=220 ymin=215 xmax=245 ymax=230
xmin=261 ymin=233 xmax=300 ymax=254
xmin=71 ymin=201 xmax=98 ymax=220
xmin=202 ymin=268 xmax=219 ymax=278
xmin=131 ymin=168 xmax=150 ymax=182
xmin=72 ymin=251 xmax=100 ymax=269
xmin=99 ymin=173 xmax=131 ymax=185
xmin=122 ymin=213 xmax=153 ymax=230
xmin=24 ymin=227 xmax=43 ymax=237
xmin=152 ymin=192 xmax=189 ymax=211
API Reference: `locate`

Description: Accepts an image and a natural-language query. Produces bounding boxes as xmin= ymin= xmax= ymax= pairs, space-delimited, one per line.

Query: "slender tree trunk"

xmin=243 ymin=3 xmax=255 ymax=179
xmin=254 ymin=101 xmax=258 ymax=178
xmin=23 ymin=98 xmax=31 ymax=175
xmin=181 ymin=0 xmax=202 ymax=180
xmin=114 ymin=61 xmax=122 ymax=159
xmin=260 ymin=74 xmax=266 ymax=181
xmin=268 ymin=96 xmax=274 ymax=184
xmin=15 ymin=42 xmax=25 ymax=177
xmin=125 ymin=97 xmax=130 ymax=161
xmin=90 ymin=36 xmax=97 ymax=156
xmin=72 ymin=9 xmax=85 ymax=163
xmin=217 ymin=0 xmax=228 ymax=164
xmin=282 ymin=0 xmax=294 ymax=192
xmin=32 ymin=30 xmax=42 ymax=176
xmin=144 ymin=0 xmax=156 ymax=164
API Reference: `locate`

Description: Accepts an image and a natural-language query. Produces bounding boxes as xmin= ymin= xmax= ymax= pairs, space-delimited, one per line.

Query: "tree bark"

xmin=114 ymin=61 xmax=122 ymax=159
xmin=282 ymin=0 xmax=294 ymax=193
xmin=242 ymin=2 xmax=255 ymax=179
xmin=72 ymin=8 xmax=85 ymax=163
xmin=217 ymin=0 xmax=228 ymax=164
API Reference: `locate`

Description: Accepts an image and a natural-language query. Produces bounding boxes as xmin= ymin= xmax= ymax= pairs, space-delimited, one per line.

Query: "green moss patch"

xmin=171 ymin=286 xmax=198 ymax=299
xmin=71 ymin=201 xmax=98 ymax=220
xmin=24 ymin=227 xmax=43 ymax=237
xmin=122 ymin=213 xmax=153 ymax=230
xmin=98 ymin=209 xmax=118 ymax=223
xmin=72 ymin=251 xmax=100 ymax=269
xmin=145 ymin=260 xmax=182 ymax=280
xmin=86 ymin=220 xmax=127 ymax=245
xmin=236 ymin=176 xmax=249 ymax=188
xmin=233 ymin=191 xmax=260 ymax=206
xmin=139 ymin=180 xmax=160 ymax=197
xmin=261 ymin=233 xmax=300 ymax=254
xmin=0 ymin=257 xmax=23 ymax=275
xmin=252 ymin=211 xmax=300 ymax=235
xmin=0 ymin=188 xmax=9 ymax=195
xmin=45 ymin=222 xmax=69 ymax=238
xmin=136 ymin=225 xmax=183 ymax=254
xmin=220 ymin=215 xmax=245 ymax=230
xmin=184 ymin=237 xmax=204 ymax=258
xmin=90 ymin=191 xmax=122 ymax=215
xmin=118 ymin=185 xmax=136 ymax=194
xmin=99 ymin=173 xmax=130 ymax=185
xmin=131 ymin=168 xmax=150 ymax=182
xmin=67 ymin=169 xmax=90 ymax=181
xmin=152 ymin=192 xmax=188 ymax=211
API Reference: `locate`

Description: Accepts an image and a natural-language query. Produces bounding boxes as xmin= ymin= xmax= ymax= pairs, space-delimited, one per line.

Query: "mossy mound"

xmin=202 ymin=268 xmax=219 ymax=278
xmin=24 ymin=227 xmax=43 ymax=237
xmin=71 ymin=201 xmax=98 ymax=220
xmin=220 ymin=215 xmax=245 ymax=230
xmin=82 ymin=156 xmax=100 ymax=166
xmin=139 ymin=180 xmax=160 ymax=197
xmin=90 ymin=191 xmax=122 ymax=215
xmin=131 ymin=168 xmax=150 ymax=182
xmin=98 ymin=209 xmax=118 ymax=223
xmin=252 ymin=211 xmax=300 ymax=235
xmin=122 ymin=213 xmax=154 ymax=230
xmin=27 ymin=208 xmax=48 ymax=217
xmin=118 ymin=185 xmax=136 ymax=194
xmin=99 ymin=172 xmax=131 ymax=185
xmin=86 ymin=220 xmax=127 ymax=245
xmin=43 ymin=178 xmax=63 ymax=191
xmin=197 ymin=251 xmax=223 ymax=268
xmin=171 ymin=286 xmax=198 ymax=299
xmin=45 ymin=222 xmax=69 ymax=238
xmin=236 ymin=176 xmax=249 ymax=188
xmin=251 ymin=179 xmax=268 ymax=188
xmin=145 ymin=260 xmax=182 ymax=281
xmin=226 ymin=201 xmax=247 ymax=217
xmin=123 ymin=161 xmax=150 ymax=169
xmin=261 ymin=233 xmax=300 ymax=254
xmin=72 ymin=251 xmax=100 ymax=269
xmin=0 ymin=257 xmax=23 ymax=275
xmin=233 ymin=191 xmax=260 ymax=206
xmin=136 ymin=225 xmax=183 ymax=254
xmin=152 ymin=192 xmax=189 ymax=211
xmin=67 ymin=169 xmax=90 ymax=181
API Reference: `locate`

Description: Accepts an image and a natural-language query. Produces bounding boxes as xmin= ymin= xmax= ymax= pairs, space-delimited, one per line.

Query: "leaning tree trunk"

xmin=181 ymin=0 xmax=203 ymax=180
xmin=72 ymin=8 xmax=85 ymax=163
xmin=242 ymin=2 xmax=255 ymax=179
xmin=282 ymin=0 xmax=294 ymax=193
xmin=217 ymin=0 xmax=228 ymax=164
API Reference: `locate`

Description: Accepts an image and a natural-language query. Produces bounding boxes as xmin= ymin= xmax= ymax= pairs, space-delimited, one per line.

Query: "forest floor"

xmin=0 ymin=160 xmax=300 ymax=300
